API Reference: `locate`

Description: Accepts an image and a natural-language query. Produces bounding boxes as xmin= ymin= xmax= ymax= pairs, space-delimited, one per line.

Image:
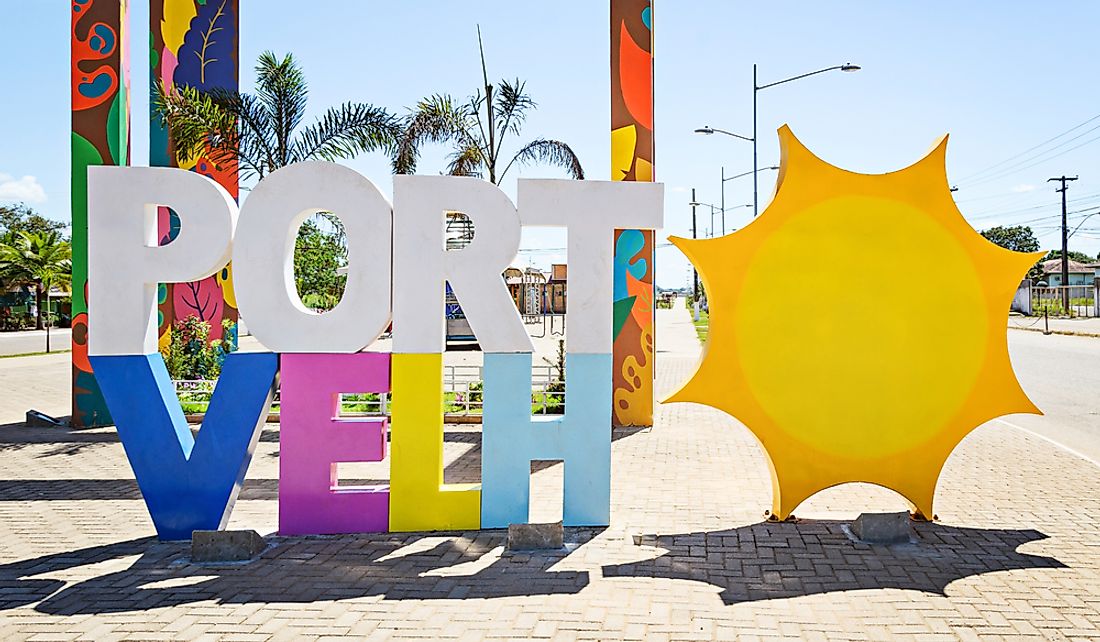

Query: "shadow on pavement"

xmin=0 ymin=520 xmax=1066 ymax=615
xmin=602 ymin=520 xmax=1067 ymax=604
xmin=0 ymin=530 xmax=596 ymax=614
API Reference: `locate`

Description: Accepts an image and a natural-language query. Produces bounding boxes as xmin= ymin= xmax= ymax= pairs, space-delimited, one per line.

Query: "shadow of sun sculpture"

xmin=666 ymin=126 xmax=1043 ymax=520
xmin=601 ymin=521 xmax=1065 ymax=605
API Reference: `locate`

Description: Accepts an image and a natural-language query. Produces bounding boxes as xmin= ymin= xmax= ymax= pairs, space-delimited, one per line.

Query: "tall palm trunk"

xmin=35 ymin=281 xmax=44 ymax=331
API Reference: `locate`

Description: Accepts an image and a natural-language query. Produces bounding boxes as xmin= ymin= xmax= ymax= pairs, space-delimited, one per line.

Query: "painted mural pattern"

xmin=151 ymin=0 xmax=239 ymax=350
xmin=610 ymin=0 xmax=655 ymax=426
xmin=71 ymin=0 xmax=129 ymax=427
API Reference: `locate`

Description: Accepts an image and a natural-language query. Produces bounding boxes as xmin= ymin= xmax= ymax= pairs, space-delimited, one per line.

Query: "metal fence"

xmin=1031 ymin=285 xmax=1097 ymax=318
xmin=174 ymin=363 xmax=565 ymax=419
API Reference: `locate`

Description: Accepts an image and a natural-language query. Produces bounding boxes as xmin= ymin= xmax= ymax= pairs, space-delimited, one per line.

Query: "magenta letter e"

xmin=279 ymin=353 xmax=390 ymax=535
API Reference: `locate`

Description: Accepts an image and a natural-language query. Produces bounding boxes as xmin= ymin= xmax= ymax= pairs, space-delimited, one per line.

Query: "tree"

xmin=393 ymin=28 xmax=584 ymax=184
xmin=0 ymin=231 xmax=72 ymax=341
xmin=293 ymin=218 xmax=347 ymax=311
xmin=0 ymin=204 xmax=67 ymax=242
xmin=1042 ymin=249 xmax=1095 ymax=265
xmin=154 ymin=51 xmax=401 ymax=183
xmin=980 ymin=225 xmax=1039 ymax=253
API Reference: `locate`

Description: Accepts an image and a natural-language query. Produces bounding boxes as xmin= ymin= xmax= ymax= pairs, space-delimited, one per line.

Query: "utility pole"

xmin=1048 ymin=175 xmax=1078 ymax=312
xmin=691 ymin=188 xmax=699 ymax=303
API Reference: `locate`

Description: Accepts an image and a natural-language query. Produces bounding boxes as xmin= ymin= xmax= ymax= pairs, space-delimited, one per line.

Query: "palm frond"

xmin=153 ymin=82 xmax=237 ymax=167
xmin=446 ymin=142 xmax=486 ymax=178
xmin=494 ymin=78 xmax=535 ymax=143
xmin=290 ymin=103 xmax=401 ymax=164
xmin=500 ymin=138 xmax=585 ymax=182
xmin=254 ymin=51 xmax=308 ymax=166
xmin=393 ymin=94 xmax=475 ymax=174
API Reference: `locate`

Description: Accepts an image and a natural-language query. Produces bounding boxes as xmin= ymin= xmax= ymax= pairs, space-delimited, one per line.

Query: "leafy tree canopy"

xmin=0 ymin=230 xmax=72 ymax=330
xmin=0 ymin=204 xmax=68 ymax=242
xmin=1041 ymin=249 xmax=1096 ymax=265
xmin=293 ymin=215 xmax=347 ymax=311
xmin=979 ymin=225 xmax=1039 ymax=254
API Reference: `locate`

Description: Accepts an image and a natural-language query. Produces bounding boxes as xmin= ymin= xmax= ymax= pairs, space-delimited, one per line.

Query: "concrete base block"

xmin=191 ymin=530 xmax=266 ymax=562
xmin=26 ymin=410 xmax=67 ymax=428
xmin=507 ymin=522 xmax=564 ymax=550
xmin=851 ymin=512 xmax=912 ymax=544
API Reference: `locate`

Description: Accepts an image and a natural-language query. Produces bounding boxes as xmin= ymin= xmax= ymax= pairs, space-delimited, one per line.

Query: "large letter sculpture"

xmin=481 ymin=180 xmax=663 ymax=527
xmin=389 ymin=176 xmax=531 ymax=531
xmin=86 ymin=164 xmax=666 ymax=537
xmin=232 ymin=162 xmax=393 ymax=536
xmin=86 ymin=167 xmax=278 ymax=541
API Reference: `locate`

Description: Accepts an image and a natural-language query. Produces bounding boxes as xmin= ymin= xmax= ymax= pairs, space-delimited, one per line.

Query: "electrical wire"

xmin=955 ymin=111 xmax=1100 ymax=183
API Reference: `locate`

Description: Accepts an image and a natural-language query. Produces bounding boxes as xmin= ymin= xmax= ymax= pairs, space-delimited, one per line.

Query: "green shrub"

xmin=161 ymin=316 xmax=237 ymax=380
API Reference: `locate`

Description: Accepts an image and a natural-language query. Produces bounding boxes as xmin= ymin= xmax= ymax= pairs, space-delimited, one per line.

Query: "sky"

xmin=3 ymin=1 xmax=1100 ymax=288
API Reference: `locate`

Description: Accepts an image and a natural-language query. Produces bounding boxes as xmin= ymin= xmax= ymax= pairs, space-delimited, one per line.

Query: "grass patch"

xmin=0 ymin=349 xmax=72 ymax=359
xmin=694 ymin=310 xmax=709 ymax=343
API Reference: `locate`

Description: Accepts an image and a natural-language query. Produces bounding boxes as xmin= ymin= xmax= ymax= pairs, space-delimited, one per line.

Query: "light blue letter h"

xmin=481 ymin=352 xmax=612 ymax=528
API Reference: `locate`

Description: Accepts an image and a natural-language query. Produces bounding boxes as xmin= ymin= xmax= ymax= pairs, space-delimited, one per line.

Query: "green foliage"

xmin=393 ymin=28 xmax=584 ymax=184
xmin=0 ymin=230 xmax=72 ymax=330
xmin=980 ymin=225 xmax=1039 ymax=253
xmin=154 ymin=51 xmax=401 ymax=183
xmin=0 ymin=204 xmax=68 ymax=242
xmin=694 ymin=309 xmax=710 ymax=344
xmin=543 ymin=339 xmax=566 ymax=414
xmin=161 ymin=316 xmax=237 ymax=381
xmin=1041 ymin=249 xmax=1096 ymax=265
xmin=294 ymin=216 xmax=347 ymax=311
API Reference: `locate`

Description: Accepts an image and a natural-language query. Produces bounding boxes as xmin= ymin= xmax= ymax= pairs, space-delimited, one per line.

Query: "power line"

xmin=959 ymin=131 xmax=1100 ymax=189
xmin=955 ymin=111 xmax=1100 ymax=183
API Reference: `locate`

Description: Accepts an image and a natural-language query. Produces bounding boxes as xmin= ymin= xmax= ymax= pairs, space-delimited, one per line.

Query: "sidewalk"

xmin=1009 ymin=314 xmax=1100 ymax=337
xmin=0 ymin=306 xmax=1098 ymax=640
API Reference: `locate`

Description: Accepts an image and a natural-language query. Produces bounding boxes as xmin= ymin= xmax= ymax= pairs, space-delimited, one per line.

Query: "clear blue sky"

xmin=3 ymin=2 xmax=1100 ymax=287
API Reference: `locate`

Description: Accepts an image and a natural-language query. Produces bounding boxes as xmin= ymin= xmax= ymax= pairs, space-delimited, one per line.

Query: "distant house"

xmin=503 ymin=267 xmax=552 ymax=315
xmin=547 ymin=264 xmax=567 ymax=314
xmin=1038 ymin=259 xmax=1095 ymax=286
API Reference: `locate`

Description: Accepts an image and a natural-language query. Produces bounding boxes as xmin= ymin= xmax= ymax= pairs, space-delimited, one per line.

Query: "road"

xmin=1004 ymin=329 xmax=1100 ymax=463
xmin=0 ymin=327 xmax=1097 ymax=468
xmin=0 ymin=328 xmax=71 ymax=356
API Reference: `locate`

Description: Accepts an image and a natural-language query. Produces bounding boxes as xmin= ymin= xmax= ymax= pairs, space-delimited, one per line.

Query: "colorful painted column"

xmin=610 ymin=0 xmax=655 ymax=426
xmin=150 ymin=0 xmax=239 ymax=352
xmin=72 ymin=0 xmax=130 ymax=427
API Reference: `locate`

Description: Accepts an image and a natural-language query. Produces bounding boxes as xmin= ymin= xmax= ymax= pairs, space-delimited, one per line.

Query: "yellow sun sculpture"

xmin=667 ymin=126 xmax=1042 ymax=521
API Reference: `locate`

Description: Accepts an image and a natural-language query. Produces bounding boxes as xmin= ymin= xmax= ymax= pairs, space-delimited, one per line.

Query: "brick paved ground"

xmin=1 ymin=308 xmax=1099 ymax=640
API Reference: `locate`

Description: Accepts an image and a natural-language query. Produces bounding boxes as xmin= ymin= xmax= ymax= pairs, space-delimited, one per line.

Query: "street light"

xmin=753 ymin=63 xmax=860 ymax=217
xmin=720 ymin=165 xmax=778 ymax=233
xmin=688 ymin=199 xmax=752 ymax=237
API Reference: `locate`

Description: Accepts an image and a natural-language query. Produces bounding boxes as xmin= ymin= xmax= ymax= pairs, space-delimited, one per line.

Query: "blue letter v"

xmin=89 ymin=352 xmax=279 ymax=541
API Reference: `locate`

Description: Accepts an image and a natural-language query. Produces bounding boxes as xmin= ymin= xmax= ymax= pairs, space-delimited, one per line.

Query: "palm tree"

xmin=0 ymin=231 xmax=72 ymax=351
xmin=393 ymin=28 xmax=584 ymax=185
xmin=154 ymin=51 xmax=401 ymax=182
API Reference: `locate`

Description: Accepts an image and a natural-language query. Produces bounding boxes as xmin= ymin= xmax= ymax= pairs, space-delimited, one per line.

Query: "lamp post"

xmin=697 ymin=62 xmax=860 ymax=218
xmin=753 ymin=63 xmax=860 ymax=217
xmin=688 ymin=199 xmax=752 ymax=238
xmin=721 ymin=166 xmax=778 ymax=233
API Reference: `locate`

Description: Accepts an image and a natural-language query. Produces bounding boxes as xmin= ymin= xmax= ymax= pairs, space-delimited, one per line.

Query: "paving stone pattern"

xmin=0 ymin=309 xmax=1098 ymax=640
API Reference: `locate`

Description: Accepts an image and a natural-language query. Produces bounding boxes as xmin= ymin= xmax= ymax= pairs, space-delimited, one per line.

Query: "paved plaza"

xmin=0 ymin=308 xmax=1098 ymax=640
